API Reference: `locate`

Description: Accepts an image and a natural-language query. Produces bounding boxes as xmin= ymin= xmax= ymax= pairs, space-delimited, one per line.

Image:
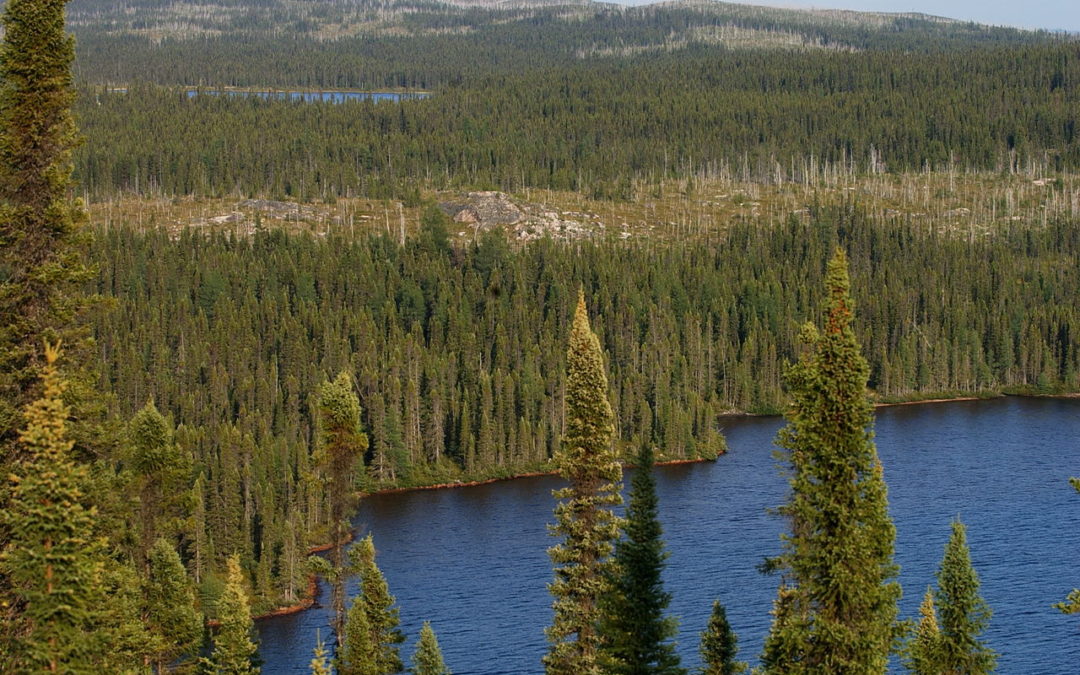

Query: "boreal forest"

xmin=2 ymin=0 xmax=1079 ymax=672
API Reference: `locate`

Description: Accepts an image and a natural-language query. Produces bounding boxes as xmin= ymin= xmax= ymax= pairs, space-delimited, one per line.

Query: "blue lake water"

xmin=257 ymin=397 xmax=1080 ymax=673
xmin=184 ymin=89 xmax=428 ymax=103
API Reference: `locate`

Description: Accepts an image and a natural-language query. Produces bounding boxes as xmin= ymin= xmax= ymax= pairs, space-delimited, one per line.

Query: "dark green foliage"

xmin=69 ymin=40 xmax=1080 ymax=200
xmin=0 ymin=345 xmax=113 ymax=672
xmin=85 ymin=204 xmax=1080 ymax=607
xmin=411 ymin=621 xmax=451 ymax=675
xmin=206 ymin=554 xmax=260 ymax=674
xmin=600 ymin=444 xmax=684 ymax=675
xmin=934 ymin=520 xmax=995 ymax=674
xmin=317 ymin=371 xmax=368 ymax=645
xmin=546 ymin=292 xmax=623 ymax=675
xmin=126 ymin=400 xmax=192 ymax=566
xmin=144 ymin=537 xmax=203 ymax=673
xmin=338 ymin=534 xmax=405 ymax=675
xmin=762 ymin=249 xmax=900 ymax=673
xmin=699 ymin=600 xmax=746 ymax=675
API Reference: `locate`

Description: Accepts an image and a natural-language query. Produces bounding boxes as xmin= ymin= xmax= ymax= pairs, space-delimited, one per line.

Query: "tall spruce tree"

xmin=934 ymin=519 xmax=995 ymax=674
xmin=0 ymin=0 xmax=94 ymax=648
xmin=317 ymin=371 xmax=368 ymax=646
xmin=699 ymin=600 xmax=746 ymax=675
xmin=761 ymin=248 xmax=900 ymax=673
xmin=127 ymin=401 xmax=192 ymax=568
xmin=411 ymin=621 xmax=451 ymax=675
xmin=545 ymin=291 xmax=623 ymax=675
xmin=338 ymin=534 xmax=405 ymax=675
xmin=0 ymin=0 xmax=91 ymax=440
xmin=206 ymin=554 xmax=260 ymax=674
xmin=600 ymin=444 xmax=683 ymax=675
xmin=144 ymin=537 xmax=203 ymax=673
xmin=0 ymin=343 xmax=110 ymax=672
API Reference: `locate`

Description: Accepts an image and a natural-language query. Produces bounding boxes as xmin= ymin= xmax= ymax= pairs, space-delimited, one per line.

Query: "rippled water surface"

xmin=258 ymin=397 xmax=1080 ymax=673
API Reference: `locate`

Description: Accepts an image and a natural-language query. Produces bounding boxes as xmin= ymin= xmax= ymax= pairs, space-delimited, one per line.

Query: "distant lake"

xmin=257 ymin=397 xmax=1080 ymax=673
xmin=183 ymin=89 xmax=429 ymax=103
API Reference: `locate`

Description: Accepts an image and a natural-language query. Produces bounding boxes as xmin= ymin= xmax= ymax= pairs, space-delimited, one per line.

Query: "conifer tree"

xmin=903 ymin=588 xmax=943 ymax=674
xmin=0 ymin=343 xmax=110 ymax=672
xmin=317 ymin=371 xmax=368 ymax=646
xmin=699 ymin=599 xmax=746 ymax=675
xmin=0 ymin=0 xmax=92 ymax=439
xmin=545 ymin=291 xmax=623 ymax=675
xmin=127 ymin=401 xmax=192 ymax=567
xmin=934 ymin=519 xmax=995 ymax=674
xmin=600 ymin=444 xmax=683 ymax=675
xmin=1056 ymin=478 xmax=1080 ymax=615
xmin=411 ymin=621 xmax=451 ymax=675
xmin=338 ymin=591 xmax=378 ymax=675
xmin=338 ymin=534 xmax=405 ymax=675
xmin=762 ymin=248 xmax=900 ymax=673
xmin=144 ymin=537 xmax=203 ymax=673
xmin=206 ymin=554 xmax=260 ymax=674
xmin=310 ymin=631 xmax=332 ymax=675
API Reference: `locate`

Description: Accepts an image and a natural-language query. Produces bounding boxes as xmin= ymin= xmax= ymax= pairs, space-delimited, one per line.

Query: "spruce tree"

xmin=903 ymin=588 xmax=943 ymax=675
xmin=0 ymin=0 xmax=92 ymax=439
xmin=0 ymin=343 xmax=109 ymax=672
xmin=338 ymin=534 xmax=405 ymax=675
xmin=317 ymin=371 xmax=368 ymax=646
xmin=310 ymin=631 xmax=332 ymax=675
xmin=545 ymin=291 xmax=623 ymax=675
xmin=699 ymin=600 xmax=746 ymax=675
xmin=127 ymin=401 xmax=192 ymax=568
xmin=935 ymin=519 xmax=995 ymax=674
xmin=762 ymin=248 xmax=900 ymax=673
xmin=600 ymin=444 xmax=683 ymax=675
xmin=206 ymin=554 xmax=260 ymax=674
xmin=144 ymin=537 xmax=203 ymax=673
xmin=411 ymin=621 xmax=451 ymax=675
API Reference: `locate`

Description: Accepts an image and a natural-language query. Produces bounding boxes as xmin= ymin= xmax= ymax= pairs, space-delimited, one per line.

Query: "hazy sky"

xmin=617 ymin=1 xmax=1080 ymax=33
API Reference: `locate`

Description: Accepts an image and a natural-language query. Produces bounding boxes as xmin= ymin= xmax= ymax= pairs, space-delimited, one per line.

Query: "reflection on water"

xmin=259 ymin=397 xmax=1080 ymax=673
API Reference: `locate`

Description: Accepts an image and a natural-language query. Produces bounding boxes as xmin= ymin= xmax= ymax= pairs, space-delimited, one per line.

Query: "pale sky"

xmin=617 ymin=0 xmax=1080 ymax=34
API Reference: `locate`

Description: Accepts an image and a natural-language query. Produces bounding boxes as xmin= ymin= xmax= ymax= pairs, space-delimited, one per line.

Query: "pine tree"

xmin=600 ymin=444 xmax=683 ymax=675
xmin=206 ymin=554 xmax=260 ymax=674
xmin=1056 ymin=478 xmax=1080 ymax=615
xmin=338 ymin=534 xmax=405 ymax=675
xmin=0 ymin=343 xmax=110 ymax=672
xmin=144 ymin=537 xmax=203 ymax=673
xmin=317 ymin=371 xmax=368 ymax=646
xmin=903 ymin=588 xmax=943 ymax=674
xmin=762 ymin=248 xmax=900 ymax=674
xmin=935 ymin=519 xmax=995 ymax=674
xmin=699 ymin=600 xmax=746 ymax=675
xmin=545 ymin=290 xmax=623 ymax=675
xmin=411 ymin=621 xmax=451 ymax=675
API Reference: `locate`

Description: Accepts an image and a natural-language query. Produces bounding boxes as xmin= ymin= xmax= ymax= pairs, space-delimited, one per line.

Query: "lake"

xmin=257 ymin=396 xmax=1080 ymax=673
xmin=184 ymin=89 xmax=428 ymax=103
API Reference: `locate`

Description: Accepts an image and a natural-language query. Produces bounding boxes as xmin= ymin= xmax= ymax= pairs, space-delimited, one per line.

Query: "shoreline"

xmin=254 ymin=390 xmax=1078 ymax=623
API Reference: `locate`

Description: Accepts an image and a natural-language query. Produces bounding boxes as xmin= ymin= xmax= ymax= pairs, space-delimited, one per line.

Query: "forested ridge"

xmin=75 ymin=41 xmax=1080 ymax=200
xmin=87 ymin=197 xmax=1080 ymax=608
xmin=4 ymin=0 xmax=1080 ymax=669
